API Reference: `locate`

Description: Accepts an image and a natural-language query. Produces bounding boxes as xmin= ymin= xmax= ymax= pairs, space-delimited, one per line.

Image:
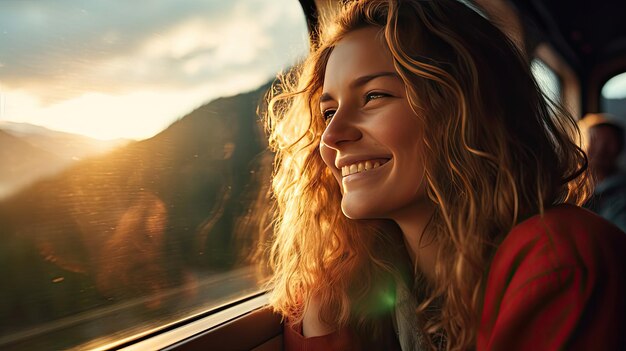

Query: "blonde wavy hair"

xmin=263 ymin=0 xmax=592 ymax=349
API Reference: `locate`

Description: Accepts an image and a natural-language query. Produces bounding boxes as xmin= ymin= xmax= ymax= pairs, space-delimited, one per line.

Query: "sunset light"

xmin=0 ymin=0 xmax=308 ymax=141
xmin=1 ymin=71 xmax=269 ymax=141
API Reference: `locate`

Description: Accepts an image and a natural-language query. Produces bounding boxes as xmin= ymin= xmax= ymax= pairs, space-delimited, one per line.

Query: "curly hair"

xmin=263 ymin=0 xmax=591 ymax=349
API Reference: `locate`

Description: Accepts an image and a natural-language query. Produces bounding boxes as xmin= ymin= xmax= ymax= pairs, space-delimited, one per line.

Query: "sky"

xmin=0 ymin=0 xmax=309 ymax=140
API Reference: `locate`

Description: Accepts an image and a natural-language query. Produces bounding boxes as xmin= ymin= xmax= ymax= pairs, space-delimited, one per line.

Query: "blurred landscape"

xmin=0 ymin=82 xmax=273 ymax=350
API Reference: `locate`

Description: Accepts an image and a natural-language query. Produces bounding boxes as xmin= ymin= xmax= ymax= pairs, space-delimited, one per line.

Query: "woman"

xmin=263 ymin=0 xmax=626 ymax=349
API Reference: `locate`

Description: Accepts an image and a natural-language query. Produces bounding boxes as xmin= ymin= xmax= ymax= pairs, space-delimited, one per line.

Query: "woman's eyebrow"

xmin=349 ymin=71 xmax=400 ymax=88
xmin=320 ymin=93 xmax=334 ymax=103
xmin=320 ymin=71 xmax=400 ymax=103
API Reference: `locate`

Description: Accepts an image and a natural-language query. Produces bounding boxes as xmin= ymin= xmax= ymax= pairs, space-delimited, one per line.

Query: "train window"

xmin=0 ymin=1 xmax=308 ymax=350
xmin=531 ymin=58 xmax=561 ymax=104
xmin=601 ymin=72 xmax=626 ymax=118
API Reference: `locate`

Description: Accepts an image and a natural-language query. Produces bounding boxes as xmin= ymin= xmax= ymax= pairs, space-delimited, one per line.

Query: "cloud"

xmin=0 ymin=0 xmax=308 ymax=104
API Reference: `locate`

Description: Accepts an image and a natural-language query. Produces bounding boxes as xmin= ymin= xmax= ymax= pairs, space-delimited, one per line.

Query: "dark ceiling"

xmin=510 ymin=0 xmax=626 ymax=78
xmin=302 ymin=0 xmax=626 ymax=81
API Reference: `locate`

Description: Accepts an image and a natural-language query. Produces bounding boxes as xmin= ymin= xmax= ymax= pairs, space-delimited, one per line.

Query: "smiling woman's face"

xmin=319 ymin=26 xmax=430 ymax=220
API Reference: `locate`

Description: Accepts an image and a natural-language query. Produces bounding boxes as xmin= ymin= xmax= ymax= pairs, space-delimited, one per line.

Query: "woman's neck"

xmin=391 ymin=201 xmax=439 ymax=283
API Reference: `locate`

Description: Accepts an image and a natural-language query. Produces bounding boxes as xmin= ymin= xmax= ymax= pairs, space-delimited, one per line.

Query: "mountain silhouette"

xmin=0 ymin=121 xmax=129 ymax=162
xmin=0 ymin=123 xmax=128 ymax=200
xmin=0 ymin=81 xmax=273 ymax=348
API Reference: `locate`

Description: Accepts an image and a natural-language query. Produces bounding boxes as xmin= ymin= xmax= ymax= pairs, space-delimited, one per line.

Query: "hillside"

xmin=0 ymin=122 xmax=130 ymax=199
xmin=0 ymin=121 xmax=130 ymax=161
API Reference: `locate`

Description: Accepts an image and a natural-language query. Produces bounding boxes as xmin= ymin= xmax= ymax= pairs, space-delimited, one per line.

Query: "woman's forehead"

xmin=323 ymin=27 xmax=396 ymax=91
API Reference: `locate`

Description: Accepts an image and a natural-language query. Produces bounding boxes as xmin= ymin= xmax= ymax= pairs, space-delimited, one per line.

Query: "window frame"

xmin=103 ymin=293 xmax=273 ymax=351
xmin=599 ymin=70 xmax=626 ymax=114
xmin=533 ymin=43 xmax=581 ymax=118
xmin=587 ymin=53 xmax=626 ymax=113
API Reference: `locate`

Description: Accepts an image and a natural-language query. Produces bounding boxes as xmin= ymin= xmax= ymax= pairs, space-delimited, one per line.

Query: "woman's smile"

xmin=340 ymin=157 xmax=391 ymax=177
xmin=341 ymin=158 xmax=392 ymax=186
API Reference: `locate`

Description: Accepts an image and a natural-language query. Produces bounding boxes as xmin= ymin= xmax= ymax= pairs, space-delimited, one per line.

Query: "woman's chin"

xmin=341 ymin=201 xmax=382 ymax=220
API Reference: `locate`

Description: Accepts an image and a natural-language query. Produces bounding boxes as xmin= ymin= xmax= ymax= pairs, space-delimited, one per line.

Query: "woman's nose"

xmin=320 ymin=109 xmax=362 ymax=150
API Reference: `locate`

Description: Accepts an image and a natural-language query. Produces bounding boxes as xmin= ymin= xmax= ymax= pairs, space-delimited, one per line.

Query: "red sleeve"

xmin=478 ymin=205 xmax=626 ymax=350
xmin=283 ymin=321 xmax=360 ymax=351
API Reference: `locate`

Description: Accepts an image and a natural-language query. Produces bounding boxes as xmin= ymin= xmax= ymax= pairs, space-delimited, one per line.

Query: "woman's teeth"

xmin=341 ymin=159 xmax=388 ymax=177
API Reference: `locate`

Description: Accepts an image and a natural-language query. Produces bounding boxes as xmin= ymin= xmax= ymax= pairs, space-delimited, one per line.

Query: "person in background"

xmin=263 ymin=0 xmax=626 ymax=349
xmin=581 ymin=113 xmax=626 ymax=232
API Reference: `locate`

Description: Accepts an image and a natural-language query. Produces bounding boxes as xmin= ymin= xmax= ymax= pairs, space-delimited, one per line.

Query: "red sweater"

xmin=284 ymin=205 xmax=626 ymax=350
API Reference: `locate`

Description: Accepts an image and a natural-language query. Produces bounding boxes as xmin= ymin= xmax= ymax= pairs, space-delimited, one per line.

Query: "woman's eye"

xmin=322 ymin=109 xmax=336 ymax=122
xmin=365 ymin=92 xmax=389 ymax=103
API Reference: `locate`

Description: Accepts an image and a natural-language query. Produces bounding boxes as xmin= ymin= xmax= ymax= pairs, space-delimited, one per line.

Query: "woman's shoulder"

xmin=486 ymin=203 xmax=626 ymax=305
xmin=496 ymin=204 xmax=626 ymax=269
xmin=479 ymin=204 xmax=626 ymax=349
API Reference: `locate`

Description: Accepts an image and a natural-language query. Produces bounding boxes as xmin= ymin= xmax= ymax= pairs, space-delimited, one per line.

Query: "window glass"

xmin=600 ymin=72 xmax=626 ymax=170
xmin=0 ymin=1 xmax=308 ymax=349
xmin=601 ymin=71 xmax=626 ymax=118
xmin=531 ymin=58 xmax=561 ymax=104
